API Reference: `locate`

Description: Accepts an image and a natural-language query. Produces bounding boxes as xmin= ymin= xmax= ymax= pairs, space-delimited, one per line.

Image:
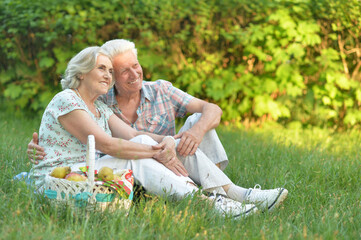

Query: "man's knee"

xmin=178 ymin=113 xmax=202 ymax=134
xmin=185 ymin=113 xmax=202 ymax=126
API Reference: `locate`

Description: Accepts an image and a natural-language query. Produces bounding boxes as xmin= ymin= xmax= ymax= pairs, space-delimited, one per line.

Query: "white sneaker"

xmin=245 ymin=184 xmax=288 ymax=212
xmin=209 ymin=194 xmax=258 ymax=218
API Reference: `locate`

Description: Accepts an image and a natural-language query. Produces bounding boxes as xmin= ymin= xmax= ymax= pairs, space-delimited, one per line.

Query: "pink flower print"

xmin=59 ymin=138 xmax=72 ymax=148
xmin=45 ymin=123 xmax=54 ymax=131
xmin=46 ymin=136 xmax=57 ymax=147
xmin=54 ymin=150 xmax=61 ymax=156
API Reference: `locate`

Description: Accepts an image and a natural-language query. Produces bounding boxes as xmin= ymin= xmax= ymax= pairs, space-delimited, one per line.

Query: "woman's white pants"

xmin=73 ymin=134 xmax=232 ymax=199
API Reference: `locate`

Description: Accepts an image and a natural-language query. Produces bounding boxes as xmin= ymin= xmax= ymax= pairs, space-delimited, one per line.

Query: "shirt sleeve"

xmin=158 ymin=80 xmax=194 ymax=118
xmin=47 ymin=90 xmax=87 ymax=120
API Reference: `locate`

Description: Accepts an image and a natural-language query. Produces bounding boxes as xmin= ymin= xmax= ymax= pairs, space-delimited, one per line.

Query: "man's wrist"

xmin=190 ymin=124 xmax=207 ymax=138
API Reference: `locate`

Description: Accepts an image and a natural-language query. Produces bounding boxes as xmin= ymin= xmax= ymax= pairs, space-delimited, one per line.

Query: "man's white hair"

xmin=101 ymin=39 xmax=138 ymax=58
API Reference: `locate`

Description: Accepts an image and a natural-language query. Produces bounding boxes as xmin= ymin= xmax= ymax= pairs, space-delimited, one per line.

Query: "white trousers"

xmin=178 ymin=113 xmax=229 ymax=170
xmin=73 ymin=134 xmax=232 ymax=199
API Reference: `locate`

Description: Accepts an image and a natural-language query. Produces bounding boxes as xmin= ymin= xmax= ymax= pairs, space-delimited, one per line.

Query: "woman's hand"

xmin=152 ymin=137 xmax=188 ymax=177
xmin=153 ymin=136 xmax=177 ymax=162
xmin=162 ymin=156 xmax=188 ymax=177
xmin=27 ymin=132 xmax=46 ymax=164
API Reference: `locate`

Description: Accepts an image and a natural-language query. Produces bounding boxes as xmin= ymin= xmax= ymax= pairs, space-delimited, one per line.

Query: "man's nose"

xmin=129 ymin=68 xmax=138 ymax=78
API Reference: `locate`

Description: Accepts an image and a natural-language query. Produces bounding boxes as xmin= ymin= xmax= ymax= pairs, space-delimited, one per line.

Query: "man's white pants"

xmin=178 ymin=113 xmax=229 ymax=170
xmin=74 ymin=134 xmax=232 ymax=199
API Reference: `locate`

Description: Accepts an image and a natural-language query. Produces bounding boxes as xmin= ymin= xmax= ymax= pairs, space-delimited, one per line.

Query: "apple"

xmin=65 ymin=172 xmax=87 ymax=181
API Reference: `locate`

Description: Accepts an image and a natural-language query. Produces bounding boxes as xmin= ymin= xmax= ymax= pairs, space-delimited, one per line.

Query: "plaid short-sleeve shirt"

xmin=99 ymin=80 xmax=194 ymax=136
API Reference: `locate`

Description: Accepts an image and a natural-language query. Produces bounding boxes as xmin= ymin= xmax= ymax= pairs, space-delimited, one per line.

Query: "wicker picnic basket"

xmin=43 ymin=135 xmax=133 ymax=212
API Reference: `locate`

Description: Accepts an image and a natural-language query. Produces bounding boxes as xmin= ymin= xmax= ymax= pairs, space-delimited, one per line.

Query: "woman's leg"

xmin=94 ymin=135 xmax=199 ymax=200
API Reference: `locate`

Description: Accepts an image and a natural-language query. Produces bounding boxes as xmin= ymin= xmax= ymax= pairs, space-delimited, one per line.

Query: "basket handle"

xmin=86 ymin=135 xmax=95 ymax=185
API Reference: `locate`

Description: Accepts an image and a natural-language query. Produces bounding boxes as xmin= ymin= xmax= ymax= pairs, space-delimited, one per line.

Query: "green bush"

xmin=1 ymin=0 xmax=360 ymax=128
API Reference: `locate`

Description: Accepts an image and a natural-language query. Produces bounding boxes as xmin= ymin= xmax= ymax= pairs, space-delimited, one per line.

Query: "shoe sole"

xmin=233 ymin=205 xmax=259 ymax=219
xmin=211 ymin=194 xmax=260 ymax=219
xmin=267 ymin=188 xmax=288 ymax=212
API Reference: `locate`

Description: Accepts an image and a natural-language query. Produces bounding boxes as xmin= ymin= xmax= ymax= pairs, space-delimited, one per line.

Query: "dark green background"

xmin=1 ymin=0 xmax=360 ymax=129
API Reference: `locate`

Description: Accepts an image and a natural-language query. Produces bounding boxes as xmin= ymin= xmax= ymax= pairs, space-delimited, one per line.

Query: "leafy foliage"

xmin=1 ymin=0 xmax=360 ymax=128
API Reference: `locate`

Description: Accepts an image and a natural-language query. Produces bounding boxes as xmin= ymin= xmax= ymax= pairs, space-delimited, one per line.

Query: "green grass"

xmin=1 ymin=113 xmax=360 ymax=239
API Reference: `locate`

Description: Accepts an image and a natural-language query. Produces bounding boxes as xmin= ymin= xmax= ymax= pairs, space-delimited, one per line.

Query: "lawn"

xmin=0 ymin=113 xmax=360 ymax=239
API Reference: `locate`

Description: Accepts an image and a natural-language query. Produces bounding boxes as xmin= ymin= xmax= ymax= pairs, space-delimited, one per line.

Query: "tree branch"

xmin=351 ymin=60 xmax=361 ymax=80
xmin=337 ymin=21 xmax=350 ymax=78
xmin=337 ymin=33 xmax=350 ymax=78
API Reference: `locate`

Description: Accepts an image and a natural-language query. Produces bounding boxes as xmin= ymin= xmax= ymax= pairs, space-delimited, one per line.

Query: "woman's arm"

xmin=108 ymin=114 xmax=179 ymax=163
xmin=108 ymin=114 xmax=165 ymax=142
xmin=58 ymin=110 xmax=159 ymax=159
xmin=108 ymin=114 xmax=188 ymax=176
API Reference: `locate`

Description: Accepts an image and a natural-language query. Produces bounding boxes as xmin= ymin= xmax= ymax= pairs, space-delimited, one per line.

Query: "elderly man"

xmin=28 ymin=39 xmax=288 ymax=213
xmin=100 ymin=39 xmax=229 ymax=171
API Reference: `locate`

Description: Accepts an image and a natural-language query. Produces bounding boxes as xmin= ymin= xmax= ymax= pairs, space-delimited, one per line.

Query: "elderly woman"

xmin=28 ymin=46 xmax=261 ymax=218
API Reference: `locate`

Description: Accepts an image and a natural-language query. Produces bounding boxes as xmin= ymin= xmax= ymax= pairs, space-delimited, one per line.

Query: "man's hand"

xmin=174 ymin=128 xmax=203 ymax=156
xmin=27 ymin=132 xmax=46 ymax=164
xmin=152 ymin=140 xmax=188 ymax=177
xmin=179 ymin=98 xmax=222 ymax=156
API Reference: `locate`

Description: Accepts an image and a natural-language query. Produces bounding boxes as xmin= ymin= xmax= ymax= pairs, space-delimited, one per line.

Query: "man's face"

xmin=112 ymin=51 xmax=143 ymax=95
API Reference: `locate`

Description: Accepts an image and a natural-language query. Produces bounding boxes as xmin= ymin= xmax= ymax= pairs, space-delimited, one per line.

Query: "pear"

xmin=98 ymin=167 xmax=114 ymax=182
xmin=114 ymin=175 xmax=122 ymax=182
xmin=50 ymin=166 xmax=71 ymax=179
xmin=65 ymin=172 xmax=87 ymax=181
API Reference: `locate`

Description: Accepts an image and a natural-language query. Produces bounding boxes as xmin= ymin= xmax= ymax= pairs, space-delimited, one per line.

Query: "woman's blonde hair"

xmin=60 ymin=46 xmax=112 ymax=89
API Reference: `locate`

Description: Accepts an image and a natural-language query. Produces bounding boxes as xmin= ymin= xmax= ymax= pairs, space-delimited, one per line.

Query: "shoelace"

xmin=210 ymin=191 xmax=231 ymax=209
xmin=209 ymin=190 xmax=220 ymax=201
xmin=246 ymin=184 xmax=262 ymax=197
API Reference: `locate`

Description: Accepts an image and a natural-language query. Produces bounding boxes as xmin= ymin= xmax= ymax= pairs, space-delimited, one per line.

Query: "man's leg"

xmin=178 ymin=148 xmax=231 ymax=196
xmin=178 ymin=113 xmax=229 ymax=170
xmin=178 ymin=146 xmax=288 ymax=212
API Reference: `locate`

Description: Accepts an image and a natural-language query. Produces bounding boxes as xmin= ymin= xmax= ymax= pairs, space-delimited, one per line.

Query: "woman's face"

xmin=81 ymin=54 xmax=113 ymax=96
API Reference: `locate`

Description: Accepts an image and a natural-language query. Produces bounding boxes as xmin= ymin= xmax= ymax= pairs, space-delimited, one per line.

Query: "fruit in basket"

xmin=98 ymin=167 xmax=114 ymax=181
xmin=114 ymin=172 xmax=125 ymax=182
xmin=50 ymin=166 xmax=71 ymax=179
xmin=65 ymin=172 xmax=87 ymax=181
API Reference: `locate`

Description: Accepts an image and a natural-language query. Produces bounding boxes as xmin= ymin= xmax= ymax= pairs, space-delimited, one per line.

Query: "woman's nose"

xmin=104 ymin=71 xmax=112 ymax=79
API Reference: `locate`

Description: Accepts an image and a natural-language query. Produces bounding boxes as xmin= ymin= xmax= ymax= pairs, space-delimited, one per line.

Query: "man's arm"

xmin=174 ymin=98 xmax=222 ymax=156
xmin=27 ymin=132 xmax=46 ymax=164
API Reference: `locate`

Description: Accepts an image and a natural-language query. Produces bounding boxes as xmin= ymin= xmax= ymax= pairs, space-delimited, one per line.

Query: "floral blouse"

xmin=29 ymin=89 xmax=113 ymax=188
